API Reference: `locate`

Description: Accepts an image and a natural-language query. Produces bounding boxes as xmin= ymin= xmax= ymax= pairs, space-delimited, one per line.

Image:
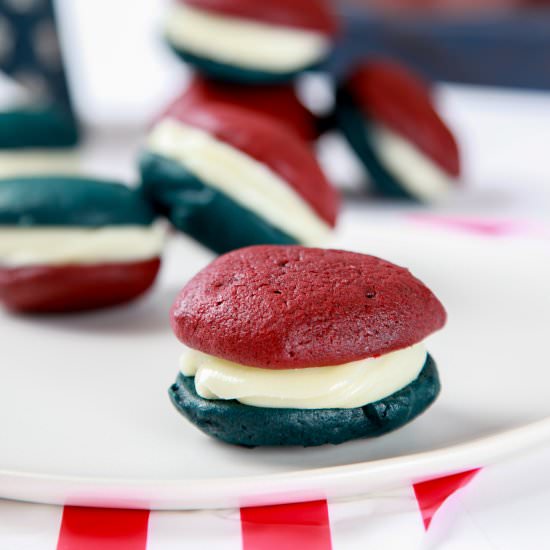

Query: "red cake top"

xmin=171 ymin=246 xmax=447 ymax=369
xmin=180 ymin=0 xmax=338 ymax=36
xmin=162 ymin=102 xmax=339 ymax=226
xmin=345 ymin=59 xmax=460 ymax=177
xmin=162 ymin=76 xmax=318 ymax=142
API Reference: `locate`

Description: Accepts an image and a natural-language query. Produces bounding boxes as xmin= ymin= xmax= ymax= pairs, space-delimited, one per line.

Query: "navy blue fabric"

xmin=0 ymin=0 xmax=71 ymax=105
xmin=0 ymin=0 xmax=77 ymax=144
xmin=327 ymin=7 xmax=550 ymax=90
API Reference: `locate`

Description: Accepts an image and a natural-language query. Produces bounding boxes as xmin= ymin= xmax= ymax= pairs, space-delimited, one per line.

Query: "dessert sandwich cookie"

xmin=140 ymin=102 xmax=339 ymax=254
xmin=164 ymin=0 xmax=338 ymax=83
xmin=0 ymin=177 xmax=164 ymax=313
xmin=165 ymin=75 xmax=319 ymax=142
xmin=335 ymin=59 xmax=461 ymax=202
xmin=169 ymin=245 xmax=446 ymax=447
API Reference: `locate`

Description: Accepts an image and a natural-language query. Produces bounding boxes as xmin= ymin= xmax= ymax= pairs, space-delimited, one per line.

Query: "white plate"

xmin=1 ymin=210 xmax=550 ymax=510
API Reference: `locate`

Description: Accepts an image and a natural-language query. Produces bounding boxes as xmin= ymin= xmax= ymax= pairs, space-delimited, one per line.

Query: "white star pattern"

xmin=32 ymin=19 xmax=60 ymax=68
xmin=11 ymin=69 xmax=50 ymax=101
xmin=0 ymin=70 xmax=30 ymax=110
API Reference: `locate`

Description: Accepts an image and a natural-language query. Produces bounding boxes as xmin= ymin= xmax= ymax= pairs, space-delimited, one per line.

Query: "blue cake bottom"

xmin=139 ymin=151 xmax=298 ymax=254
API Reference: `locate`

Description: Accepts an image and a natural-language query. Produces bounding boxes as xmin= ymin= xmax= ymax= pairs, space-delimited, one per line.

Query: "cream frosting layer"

xmin=369 ymin=123 xmax=457 ymax=202
xmin=0 ymin=225 xmax=165 ymax=267
xmin=0 ymin=151 xmax=81 ymax=179
xmin=180 ymin=343 xmax=427 ymax=409
xmin=165 ymin=3 xmax=329 ymax=73
xmin=147 ymin=118 xmax=331 ymax=244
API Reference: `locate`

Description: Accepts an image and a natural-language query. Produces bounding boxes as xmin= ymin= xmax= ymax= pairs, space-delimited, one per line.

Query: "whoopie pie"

xmin=165 ymin=0 xmax=338 ymax=83
xmin=0 ymin=176 xmax=164 ymax=313
xmin=169 ymin=245 xmax=446 ymax=447
xmin=335 ymin=59 xmax=461 ymax=202
xmin=140 ymin=102 xmax=339 ymax=254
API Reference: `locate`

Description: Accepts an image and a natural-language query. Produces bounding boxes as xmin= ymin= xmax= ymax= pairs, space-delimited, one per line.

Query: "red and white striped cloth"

xmin=1 ymin=444 xmax=550 ymax=549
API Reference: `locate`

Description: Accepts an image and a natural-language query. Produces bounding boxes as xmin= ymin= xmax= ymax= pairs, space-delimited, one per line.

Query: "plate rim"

xmin=1 ymin=416 xmax=549 ymax=510
xmin=2 ymin=220 xmax=549 ymax=510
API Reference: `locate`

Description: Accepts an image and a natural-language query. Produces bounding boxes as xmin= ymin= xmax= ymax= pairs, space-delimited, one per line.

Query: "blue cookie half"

xmin=169 ymin=354 xmax=440 ymax=447
xmin=139 ymin=151 xmax=297 ymax=254
xmin=0 ymin=107 xmax=78 ymax=149
xmin=0 ymin=176 xmax=156 ymax=227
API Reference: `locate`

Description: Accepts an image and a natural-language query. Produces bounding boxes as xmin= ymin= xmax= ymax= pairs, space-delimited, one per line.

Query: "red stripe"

xmin=57 ymin=506 xmax=149 ymax=550
xmin=413 ymin=468 xmax=480 ymax=530
xmin=241 ymin=500 xmax=332 ymax=550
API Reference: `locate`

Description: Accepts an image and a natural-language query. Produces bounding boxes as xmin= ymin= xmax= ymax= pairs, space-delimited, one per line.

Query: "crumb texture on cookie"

xmin=171 ymin=246 xmax=447 ymax=369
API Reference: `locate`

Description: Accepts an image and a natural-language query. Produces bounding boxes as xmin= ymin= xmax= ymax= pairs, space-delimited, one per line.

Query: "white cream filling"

xmin=0 ymin=151 xmax=81 ymax=179
xmin=369 ymin=123 xmax=457 ymax=202
xmin=0 ymin=225 xmax=165 ymax=267
xmin=180 ymin=343 xmax=427 ymax=409
xmin=147 ymin=118 xmax=331 ymax=244
xmin=165 ymin=3 xmax=329 ymax=72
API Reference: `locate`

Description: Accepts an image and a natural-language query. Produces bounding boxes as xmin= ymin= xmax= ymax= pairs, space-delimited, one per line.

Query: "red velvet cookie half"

xmin=162 ymin=75 xmax=319 ymax=142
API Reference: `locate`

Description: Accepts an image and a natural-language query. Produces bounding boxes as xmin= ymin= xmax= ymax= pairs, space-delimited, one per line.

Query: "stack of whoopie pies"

xmin=147 ymin=2 xmax=453 ymax=443
xmin=140 ymin=0 xmax=462 ymax=255
xmin=140 ymin=0 xmax=342 ymax=254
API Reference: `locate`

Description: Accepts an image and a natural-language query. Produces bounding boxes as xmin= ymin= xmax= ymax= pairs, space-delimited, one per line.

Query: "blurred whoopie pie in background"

xmin=0 ymin=177 xmax=164 ymax=313
xmin=335 ymin=59 xmax=461 ymax=202
xmin=140 ymin=100 xmax=340 ymax=254
xmin=164 ymin=0 xmax=339 ymax=83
